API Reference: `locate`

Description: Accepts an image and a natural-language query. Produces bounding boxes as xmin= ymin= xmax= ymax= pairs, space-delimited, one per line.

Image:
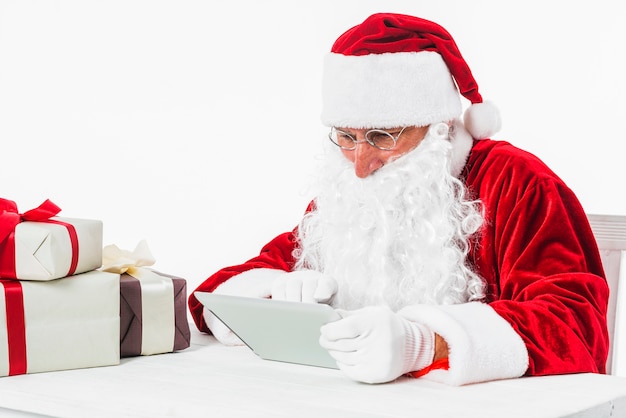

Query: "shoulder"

xmin=465 ymin=139 xmax=564 ymax=187
xmin=469 ymin=139 xmax=554 ymax=171
xmin=463 ymin=139 xmax=582 ymax=217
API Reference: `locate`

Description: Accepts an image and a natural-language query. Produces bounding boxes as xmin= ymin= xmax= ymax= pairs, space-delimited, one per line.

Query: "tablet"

xmin=194 ymin=292 xmax=341 ymax=369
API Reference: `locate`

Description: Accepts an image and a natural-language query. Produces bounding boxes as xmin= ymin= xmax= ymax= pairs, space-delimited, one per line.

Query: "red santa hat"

xmin=321 ymin=13 xmax=501 ymax=139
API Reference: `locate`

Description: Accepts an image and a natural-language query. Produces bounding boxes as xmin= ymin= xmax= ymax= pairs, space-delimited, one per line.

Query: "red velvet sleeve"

xmin=466 ymin=140 xmax=609 ymax=375
xmin=188 ymin=230 xmax=298 ymax=333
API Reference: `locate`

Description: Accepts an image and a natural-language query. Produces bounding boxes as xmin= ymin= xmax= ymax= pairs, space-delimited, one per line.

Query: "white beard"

xmin=293 ymin=123 xmax=485 ymax=311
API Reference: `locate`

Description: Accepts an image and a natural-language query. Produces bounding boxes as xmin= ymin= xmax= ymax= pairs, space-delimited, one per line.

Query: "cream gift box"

xmin=0 ymin=270 xmax=120 ymax=377
xmin=0 ymin=198 xmax=103 ymax=281
xmin=102 ymin=241 xmax=190 ymax=357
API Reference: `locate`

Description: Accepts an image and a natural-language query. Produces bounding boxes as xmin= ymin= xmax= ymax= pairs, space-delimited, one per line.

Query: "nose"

xmin=352 ymin=141 xmax=384 ymax=178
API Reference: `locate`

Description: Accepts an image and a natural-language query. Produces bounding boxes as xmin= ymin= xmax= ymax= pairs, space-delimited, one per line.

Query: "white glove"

xmin=271 ymin=269 xmax=337 ymax=303
xmin=319 ymin=306 xmax=435 ymax=384
xmin=204 ymin=307 xmax=244 ymax=346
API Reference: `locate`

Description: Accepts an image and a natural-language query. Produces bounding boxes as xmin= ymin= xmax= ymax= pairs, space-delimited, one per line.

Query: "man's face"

xmin=338 ymin=125 xmax=430 ymax=178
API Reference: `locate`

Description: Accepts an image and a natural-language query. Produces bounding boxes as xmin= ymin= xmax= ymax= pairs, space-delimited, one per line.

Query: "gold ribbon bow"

xmin=102 ymin=240 xmax=175 ymax=355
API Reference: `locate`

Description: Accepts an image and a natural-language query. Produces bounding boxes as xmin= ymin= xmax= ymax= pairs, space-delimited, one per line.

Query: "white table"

xmin=1 ymin=327 xmax=626 ymax=418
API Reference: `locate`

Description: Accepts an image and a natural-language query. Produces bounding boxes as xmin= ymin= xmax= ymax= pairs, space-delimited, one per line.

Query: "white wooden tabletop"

xmin=0 ymin=327 xmax=625 ymax=418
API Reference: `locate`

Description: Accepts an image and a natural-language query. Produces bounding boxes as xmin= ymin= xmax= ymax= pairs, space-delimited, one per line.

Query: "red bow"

xmin=0 ymin=198 xmax=69 ymax=279
xmin=0 ymin=198 xmax=61 ymax=242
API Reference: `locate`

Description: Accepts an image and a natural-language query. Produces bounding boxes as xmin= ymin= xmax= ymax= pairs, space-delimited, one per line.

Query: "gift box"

xmin=0 ymin=270 xmax=120 ymax=377
xmin=0 ymin=198 xmax=103 ymax=281
xmin=120 ymin=271 xmax=190 ymax=357
xmin=102 ymin=241 xmax=190 ymax=357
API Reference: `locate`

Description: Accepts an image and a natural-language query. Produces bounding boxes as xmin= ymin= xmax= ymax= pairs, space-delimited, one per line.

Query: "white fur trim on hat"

xmin=321 ymin=51 xmax=461 ymax=129
xmin=399 ymin=302 xmax=529 ymax=385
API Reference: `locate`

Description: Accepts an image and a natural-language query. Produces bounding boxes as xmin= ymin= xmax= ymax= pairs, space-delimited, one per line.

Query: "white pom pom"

xmin=463 ymin=101 xmax=501 ymax=139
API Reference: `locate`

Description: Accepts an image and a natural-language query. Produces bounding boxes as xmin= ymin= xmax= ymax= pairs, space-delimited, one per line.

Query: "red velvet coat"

xmin=189 ymin=139 xmax=609 ymax=377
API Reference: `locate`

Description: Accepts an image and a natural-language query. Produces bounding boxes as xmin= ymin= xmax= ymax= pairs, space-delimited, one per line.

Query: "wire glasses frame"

xmin=328 ymin=126 xmax=408 ymax=150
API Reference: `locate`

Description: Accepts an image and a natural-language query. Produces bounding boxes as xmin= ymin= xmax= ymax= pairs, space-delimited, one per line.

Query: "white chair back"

xmin=587 ymin=214 xmax=626 ymax=376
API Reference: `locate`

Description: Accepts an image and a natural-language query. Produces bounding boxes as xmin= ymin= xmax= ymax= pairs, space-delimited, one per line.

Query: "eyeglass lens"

xmin=330 ymin=129 xmax=396 ymax=150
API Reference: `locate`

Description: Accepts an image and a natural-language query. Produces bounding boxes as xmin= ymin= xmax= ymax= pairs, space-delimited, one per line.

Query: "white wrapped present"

xmin=0 ymin=270 xmax=120 ymax=376
xmin=0 ymin=199 xmax=102 ymax=281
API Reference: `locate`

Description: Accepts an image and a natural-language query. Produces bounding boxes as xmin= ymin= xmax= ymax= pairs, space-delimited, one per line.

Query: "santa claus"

xmin=189 ymin=13 xmax=609 ymax=386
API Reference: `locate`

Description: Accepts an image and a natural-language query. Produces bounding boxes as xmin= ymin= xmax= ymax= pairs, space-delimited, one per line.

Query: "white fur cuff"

xmin=399 ymin=302 xmax=529 ymax=385
xmin=211 ymin=268 xmax=286 ymax=298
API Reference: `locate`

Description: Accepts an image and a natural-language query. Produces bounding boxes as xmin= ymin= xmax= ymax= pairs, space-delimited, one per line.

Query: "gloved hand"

xmin=271 ymin=269 xmax=338 ymax=303
xmin=319 ymin=306 xmax=435 ymax=384
xmin=204 ymin=307 xmax=244 ymax=346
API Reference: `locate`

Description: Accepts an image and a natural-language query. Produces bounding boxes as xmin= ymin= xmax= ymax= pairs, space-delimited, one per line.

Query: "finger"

xmin=320 ymin=316 xmax=364 ymax=342
xmin=301 ymin=277 xmax=317 ymax=303
xmin=325 ymin=349 xmax=360 ymax=367
xmin=284 ymin=278 xmax=303 ymax=302
xmin=319 ymin=333 xmax=361 ymax=353
xmin=313 ymin=276 xmax=338 ymax=303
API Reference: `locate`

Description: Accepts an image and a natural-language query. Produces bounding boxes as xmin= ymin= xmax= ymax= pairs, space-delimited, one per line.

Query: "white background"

xmin=1 ymin=0 xmax=625 ymax=331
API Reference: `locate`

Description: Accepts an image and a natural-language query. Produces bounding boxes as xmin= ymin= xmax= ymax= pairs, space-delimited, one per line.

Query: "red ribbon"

xmin=0 ymin=198 xmax=79 ymax=279
xmin=1 ymin=280 xmax=27 ymax=375
xmin=409 ymin=358 xmax=450 ymax=378
xmin=45 ymin=219 xmax=80 ymax=276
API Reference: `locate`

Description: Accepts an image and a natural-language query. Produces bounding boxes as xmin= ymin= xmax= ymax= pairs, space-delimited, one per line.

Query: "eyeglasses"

xmin=328 ymin=127 xmax=408 ymax=150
